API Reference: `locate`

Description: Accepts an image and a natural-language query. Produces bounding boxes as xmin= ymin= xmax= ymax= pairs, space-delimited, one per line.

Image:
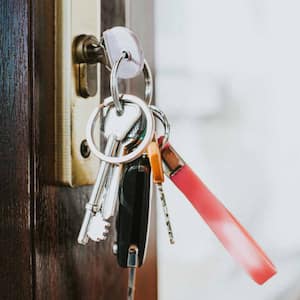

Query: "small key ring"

xmin=86 ymin=94 xmax=155 ymax=164
xmin=149 ymin=105 xmax=170 ymax=147
xmin=143 ymin=59 xmax=153 ymax=105
xmin=110 ymin=52 xmax=153 ymax=114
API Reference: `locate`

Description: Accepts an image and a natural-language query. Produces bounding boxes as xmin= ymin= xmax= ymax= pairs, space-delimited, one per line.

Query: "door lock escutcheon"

xmin=54 ymin=0 xmax=145 ymax=187
xmin=73 ymin=35 xmax=109 ymax=98
xmin=54 ymin=0 xmax=101 ymax=186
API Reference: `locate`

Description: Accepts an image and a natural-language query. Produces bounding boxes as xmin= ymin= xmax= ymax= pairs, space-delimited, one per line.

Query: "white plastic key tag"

xmin=103 ymin=26 xmax=144 ymax=79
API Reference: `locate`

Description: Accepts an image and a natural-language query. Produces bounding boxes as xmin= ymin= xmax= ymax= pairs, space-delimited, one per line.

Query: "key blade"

xmin=127 ymin=245 xmax=139 ymax=300
xmin=77 ymin=134 xmax=118 ymax=245
xmin=101 ymin=163 xmax=123 ymax=220
xmin=101 ymin=139 xmax=132 ymax=220
xmin=127 ymin=245 xmax=139 ymax=267
xmin=102 ymin=118 xmax=146 ymax=220
xmin=101 ymin=164 xmax=122 ymax=220
xmin=87 ymin=213 xmax=110 ymax=242
xmin=156 ymin=183 xmax=175 ymax=245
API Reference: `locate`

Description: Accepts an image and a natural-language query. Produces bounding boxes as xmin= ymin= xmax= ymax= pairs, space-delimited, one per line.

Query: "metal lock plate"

xmin=54 ymin=0 xmax=100 ymax=186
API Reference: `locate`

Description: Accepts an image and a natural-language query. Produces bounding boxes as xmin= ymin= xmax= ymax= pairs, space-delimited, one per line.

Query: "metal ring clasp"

xmin=149 ymin=105 xmax=170 ymax=147
xmin=110 ymin=52 xmax=153 ymax=115
xmin=86 ymin=94 xmax=155 ymax=164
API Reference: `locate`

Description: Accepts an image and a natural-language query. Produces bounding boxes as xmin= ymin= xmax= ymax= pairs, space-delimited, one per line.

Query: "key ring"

xmin=110 ymin=52 xmax=153 ymax=114
xmin=149 ymin=105 xmax=170 ymax=147
xmin=86 ymin=94 xmax=154 ymax=164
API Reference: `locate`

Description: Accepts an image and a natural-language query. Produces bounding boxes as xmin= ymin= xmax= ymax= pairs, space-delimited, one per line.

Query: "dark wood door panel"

xmin=34 ymin=187 xmax=127 ymax=300
xmin=0 ymin=1 xmax=32 ymax=299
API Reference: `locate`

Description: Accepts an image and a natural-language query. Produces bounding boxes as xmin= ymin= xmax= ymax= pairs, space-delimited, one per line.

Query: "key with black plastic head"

xmin=116 ymin=155 xmax=151 ymax=300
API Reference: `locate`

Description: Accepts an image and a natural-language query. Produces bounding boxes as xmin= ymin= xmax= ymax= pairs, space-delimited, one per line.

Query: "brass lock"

xmin=54 ymin=0 xmax=101 ymax=186
xmin=73 ymin=35 xmax=109 ymax=98
xmin=54 ymin=3 xmax=146 ymax=186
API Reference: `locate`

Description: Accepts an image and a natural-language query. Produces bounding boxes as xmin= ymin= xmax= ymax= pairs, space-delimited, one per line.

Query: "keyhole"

xmin=80 ymin=139 xmax=91 ymax=158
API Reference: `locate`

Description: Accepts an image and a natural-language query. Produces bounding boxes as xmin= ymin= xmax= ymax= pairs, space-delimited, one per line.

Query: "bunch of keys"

xmin=78 ymin=94 xmax=175 ymax=299
xmin=77 ymin=26 xmax=175 ymax=300
xmin=77 ymin=26 xmax=277 ymax=300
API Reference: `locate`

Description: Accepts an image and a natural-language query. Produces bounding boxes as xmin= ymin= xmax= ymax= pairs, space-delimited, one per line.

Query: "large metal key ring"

xmin=110 ymin=52 xmax=153 ymax=114
xmin=86 ymin=94 xmax=154 ymax=164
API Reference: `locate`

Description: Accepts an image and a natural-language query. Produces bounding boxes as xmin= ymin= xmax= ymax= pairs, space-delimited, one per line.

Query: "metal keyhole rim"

xmin=86 ymin=94 xmax=155 ymax=164
xmin=110 ymin=54 xmax=153 ymax=114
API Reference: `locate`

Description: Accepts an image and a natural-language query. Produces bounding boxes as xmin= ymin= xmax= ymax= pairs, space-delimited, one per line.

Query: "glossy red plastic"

xmin=160 ymin=141 xmax=277 ymax=284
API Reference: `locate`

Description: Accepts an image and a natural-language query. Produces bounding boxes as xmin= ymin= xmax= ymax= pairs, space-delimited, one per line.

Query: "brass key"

xmin=147 ymin=139 xmax=175 ymax=244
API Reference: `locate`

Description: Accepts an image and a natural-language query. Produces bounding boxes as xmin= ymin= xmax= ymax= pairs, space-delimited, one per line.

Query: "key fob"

xmin=116 ymin=155 xmax=151 ymax=268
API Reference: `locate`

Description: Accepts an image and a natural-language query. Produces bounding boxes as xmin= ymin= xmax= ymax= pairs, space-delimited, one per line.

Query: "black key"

xmin=116 ymin=155 xmax=151 ymax=268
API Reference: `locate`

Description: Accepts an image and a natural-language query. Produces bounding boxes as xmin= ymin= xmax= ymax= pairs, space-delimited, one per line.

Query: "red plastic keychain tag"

xmin=159 ymin=139 xmax=277 ymax=284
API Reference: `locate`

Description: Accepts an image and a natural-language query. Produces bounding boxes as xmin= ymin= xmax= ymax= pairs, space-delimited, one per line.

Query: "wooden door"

xmin=0 ymin=1 xmax=157 ymax=299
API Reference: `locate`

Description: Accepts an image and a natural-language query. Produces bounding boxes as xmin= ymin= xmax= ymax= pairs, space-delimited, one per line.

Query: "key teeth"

xmin=86 ymin=214 xmax=112 ymax=243
xmin=104 ymin=222 xmax=111 ymax=230
xmin=89 ymin=234 xmax=108 ymax=242
xmin=100 ymin=235 xmax=108 ymax=241
xmin=77 ymin=237 xmax=89 ymax=245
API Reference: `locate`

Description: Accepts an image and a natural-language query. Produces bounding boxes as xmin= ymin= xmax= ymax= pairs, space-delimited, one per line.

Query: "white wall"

xmin=155 ymin=1 xmax=300 ymax=299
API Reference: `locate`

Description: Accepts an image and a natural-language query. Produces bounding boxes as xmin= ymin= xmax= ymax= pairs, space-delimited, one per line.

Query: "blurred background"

xmin=154 ymin=1 xmax=300 ymax=299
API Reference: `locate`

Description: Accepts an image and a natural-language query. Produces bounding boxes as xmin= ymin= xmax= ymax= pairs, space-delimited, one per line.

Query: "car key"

xmin=116 ymin=155 xmax=151 ymax=269
xmin=116 ymin=155 xmax=151 ymax=300
xmin=147 ymin=139 xmax=175 ymax=244
xmin=77 ymin=101 xmax=142 ymax=244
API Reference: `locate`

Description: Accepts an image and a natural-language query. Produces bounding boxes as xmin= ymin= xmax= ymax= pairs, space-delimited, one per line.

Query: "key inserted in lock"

xmin=73 ymin=26 xmax=145 ymax=99
xmin=73 ymin=35 xmax=108 ymax=98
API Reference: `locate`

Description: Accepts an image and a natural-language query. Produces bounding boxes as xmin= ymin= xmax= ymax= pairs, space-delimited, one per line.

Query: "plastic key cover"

xmin=160 ymin=141 xmax=277 ymax=285
xmin=116 ymin=156 xmax=151 ymax=268
xmin=147 ymin=141 xmax=165 ymax=184
xmin=103 ymin=26 xmax=144 ymax=79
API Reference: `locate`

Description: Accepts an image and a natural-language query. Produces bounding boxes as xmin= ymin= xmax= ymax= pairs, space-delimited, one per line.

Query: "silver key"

xmin=78 ymin=137 xmax=117 ymax=244
xmin=102 ymin=120 xmax=144 ymax=220
xmin=87 ymin=121 xmax=143 ymax=241
xmin=101 ymin=141 xmax=131 ymax=220
xmin=77 ymin=102 xmax=142 ymax=244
